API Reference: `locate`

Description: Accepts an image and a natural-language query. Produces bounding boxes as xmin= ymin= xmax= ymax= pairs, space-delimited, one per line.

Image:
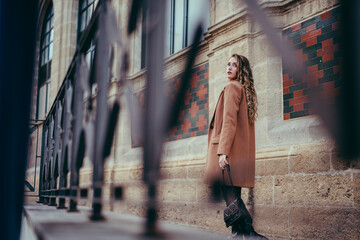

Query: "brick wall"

xmin=132 ymin=63 xmax=209 ymax=147
xmin=282 ymin=7 xmax=341 ymax=120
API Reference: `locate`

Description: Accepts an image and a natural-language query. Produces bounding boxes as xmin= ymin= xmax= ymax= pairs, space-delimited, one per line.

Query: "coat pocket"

xmin=211 ymin=137 xmax=220 ymax=144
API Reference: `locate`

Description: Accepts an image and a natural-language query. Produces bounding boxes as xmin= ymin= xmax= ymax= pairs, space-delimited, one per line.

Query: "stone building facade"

xmin=26 ymin=0 xmax=359 ymax=239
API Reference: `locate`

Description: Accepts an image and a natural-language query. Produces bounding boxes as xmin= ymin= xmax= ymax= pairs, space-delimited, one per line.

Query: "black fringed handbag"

xmin=222 ymin=164 xmax=247 ymax=228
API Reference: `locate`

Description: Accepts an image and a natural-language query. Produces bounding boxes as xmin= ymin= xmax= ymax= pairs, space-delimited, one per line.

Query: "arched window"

xmin=37 ymin=3 xmax=54 ymax=119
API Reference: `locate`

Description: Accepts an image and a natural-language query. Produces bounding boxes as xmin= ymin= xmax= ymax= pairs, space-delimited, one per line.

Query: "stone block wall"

xmin=94 ymin=142 xmax=358 ymax=239
xmin=254 ymin=143 xmax=359 ymax=239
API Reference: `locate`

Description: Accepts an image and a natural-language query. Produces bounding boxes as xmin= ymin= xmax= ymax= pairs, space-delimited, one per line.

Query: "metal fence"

xmin=35 ymin=0 xmax=202 ymax=235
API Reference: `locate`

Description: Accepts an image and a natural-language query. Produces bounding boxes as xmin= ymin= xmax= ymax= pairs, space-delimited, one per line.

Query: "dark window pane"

xmin=47 ymin=32 xmax=50 ymax=45
xmin=78 ymin=0 xmax=97 ymax=70
xmin=78 ymin=0 xmax=96 ymax=37
xmin=48 ymin=60 xmax=51 ymax=79
xmin=39 ymin=66 xmax=47 ymax=85
xmin=81 ymin=0 xmax=86 ymax=10
xmin=141 ymin=6 xmax=147 ymax=68
xmin=40 ymin=51 xmax=44 ymax=65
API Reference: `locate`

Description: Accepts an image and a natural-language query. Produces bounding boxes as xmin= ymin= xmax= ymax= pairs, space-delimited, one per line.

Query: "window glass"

xmin=49 ymin=42 xmax=53 ymax=60
xmin=86 ymin=11 xmax=90 ymax=26
xmin=81 ymin=12 xmax=86 ymax=32
xmin=173 ymin=0 xmax=184 ymax=53
xmin=141 ymin=7 xmax=147 ymax=69
xmin=78 ymin=0 xmax=97 ymax=70
xmin=164 ymin=0 xmax=172 ymax=57
xmin=83 ymin=40 xmax=95 ymax=69
xmin=45 ymin=47 xmax=48 ymax=63
xmin=45 ymin=33 xmax=50 ymax=46
xmin=50 ymin=15 xmax=53 ymax=28
xmin=38 ymin=85 xmax=46 ymax=119
xmin=40 ymin=5 xmax=53 ymax=66
xmin=142 ymin=0 xmax=209 ymax=61
xmin=78 ymin=0 xmax=97 ymax=38
xmin=81 ymin=0 xmax=86 ymax=9
xmin=50 ymin=29 xmax=53 ymax=42
xmin=41 ymin=49 xmax=46 ymax=64
xmin=188 ymin=0 xmax=209 ymax=44
xmin=38 ymin=4 xmax=53 ymax=118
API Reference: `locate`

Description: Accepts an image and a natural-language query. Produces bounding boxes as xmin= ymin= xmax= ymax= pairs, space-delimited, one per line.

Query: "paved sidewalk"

xmin=23 ymin=203 xmax=227 ymax=240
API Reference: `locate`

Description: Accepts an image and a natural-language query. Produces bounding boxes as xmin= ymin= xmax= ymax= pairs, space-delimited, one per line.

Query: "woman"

xmin=204 ymin=54 xmax=267 ymax=239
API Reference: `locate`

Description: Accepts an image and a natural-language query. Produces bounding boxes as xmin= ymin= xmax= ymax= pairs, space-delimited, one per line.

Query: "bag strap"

xmin=222 ymin=164 xmax=237 ymax=200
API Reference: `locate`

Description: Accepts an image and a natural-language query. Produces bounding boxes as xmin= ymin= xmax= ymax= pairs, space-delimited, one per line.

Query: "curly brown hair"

xmin=231 ymin=54 xmax=258 ymax=124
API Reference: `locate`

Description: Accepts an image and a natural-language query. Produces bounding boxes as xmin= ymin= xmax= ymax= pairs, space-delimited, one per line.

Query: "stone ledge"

xmin=22 ymin=203 xmax=226 ymax=240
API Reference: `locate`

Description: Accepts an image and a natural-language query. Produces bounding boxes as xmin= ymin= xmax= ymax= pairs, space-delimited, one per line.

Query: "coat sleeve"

xmin=217 ymin=83 xmax=242 ymax=156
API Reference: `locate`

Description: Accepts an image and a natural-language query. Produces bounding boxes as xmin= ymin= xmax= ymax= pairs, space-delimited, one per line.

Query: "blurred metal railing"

xmin=25 ymin=119 xmax=43 ymax=195
xmin=35 ymin=0 xmax=359 ymax=237
xmin=37 ymin=0 xmax=104 ymax=209
xmin=35 ymin=0 xmax=203 ymax=236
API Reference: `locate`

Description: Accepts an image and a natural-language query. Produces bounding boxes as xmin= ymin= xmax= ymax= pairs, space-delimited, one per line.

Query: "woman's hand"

xmin=218 ymin=154 xmax=228 ymax=169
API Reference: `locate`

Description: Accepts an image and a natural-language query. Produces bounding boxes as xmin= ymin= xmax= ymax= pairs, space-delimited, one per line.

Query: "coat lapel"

xmin=209 ymin=89 xmax=224 ymax=127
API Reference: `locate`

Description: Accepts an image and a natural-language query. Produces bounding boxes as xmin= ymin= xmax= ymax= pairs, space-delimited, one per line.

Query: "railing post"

xmin=89 ymin=0 xmax=110 ymax=220
xmin=37 ymin=122 xmax=46 ymax=204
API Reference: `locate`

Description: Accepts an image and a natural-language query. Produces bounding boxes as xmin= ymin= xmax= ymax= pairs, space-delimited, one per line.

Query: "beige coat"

xmin=204 ymin=81 xmax=255 ymax=187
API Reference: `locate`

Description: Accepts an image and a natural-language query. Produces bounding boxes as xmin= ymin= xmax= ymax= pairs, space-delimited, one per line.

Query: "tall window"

xmin=78 ymin=0 xmax=97 ymax=68
xmin=141 ymin=0 xmax=209 ymax=68
xmin=37 ymin=4 xmax=54 ymax=119
xmin=164 ymin=0 xmax=209 ymax=57
xmin=78 ymin=0 xmax=96 ymax=39
xmin=141 ymin=7 xmax=147 ymax=69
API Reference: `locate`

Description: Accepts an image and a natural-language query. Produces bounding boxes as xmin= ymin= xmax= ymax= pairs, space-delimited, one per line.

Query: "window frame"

xmin=169 ymin=0 xmax=189 ymax=55
xmin=77 ymin=0 xmax=98 ymax=71
xmin=77 ymin=0 xmax=96 ymax=42
xmin=141 ymin=6 xmax=147 ymax=69
xmin=36 ymin=3 xmax=54 ymax=119
xmin=141 ymin=0 xmax=209 ymax=69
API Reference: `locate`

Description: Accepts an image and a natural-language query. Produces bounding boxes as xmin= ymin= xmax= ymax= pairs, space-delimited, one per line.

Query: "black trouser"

xmin=222 ymin=186 xmax=241 ymax=206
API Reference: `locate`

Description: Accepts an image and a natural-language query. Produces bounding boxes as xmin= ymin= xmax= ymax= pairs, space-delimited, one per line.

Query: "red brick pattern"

xmin=132 ymin=63 xmax=209 ymax=147
xmin=282 ymin=8 xmax=341 ymax=119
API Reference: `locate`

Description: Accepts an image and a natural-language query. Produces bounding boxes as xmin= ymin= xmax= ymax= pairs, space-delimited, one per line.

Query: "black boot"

xmin=237 ymin=199 xmax=269 ymax=240
xmin=231 ymin=223 xmax=244 ymax=239
xmin=242 ymin=221 xmax=268 ymax=240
